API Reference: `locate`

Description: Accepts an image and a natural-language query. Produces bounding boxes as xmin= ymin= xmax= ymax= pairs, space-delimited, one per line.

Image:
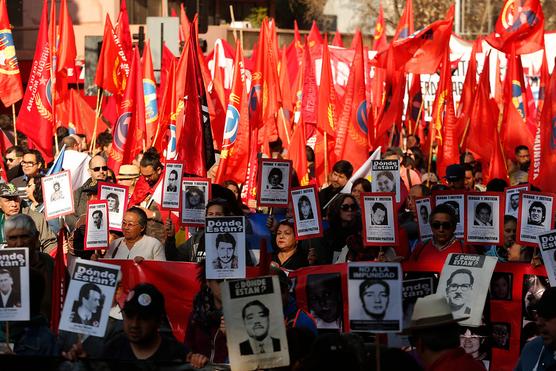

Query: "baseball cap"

xmin=117 ymin=165 xmax=140 ymax=180
xmin=0 ymin=183 xmax=20 ymax=198
xmin=123 ymin=283 xmax=165 ymax=318
xmin=444 ymin=164 xmax=465 ymax=181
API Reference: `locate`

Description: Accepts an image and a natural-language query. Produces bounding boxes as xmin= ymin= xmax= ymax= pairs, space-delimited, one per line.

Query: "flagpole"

xmin=459 ymin=117 xmax=470 ymax=149
xmin=426 ymin=124 xmax=435 ymax=188
xmin=279 ymin=107 xmax=291 ymax=145
xmin=229 ymin=5 xmax=238 ymax=42
xmin=89 ymin=89 xmax=103 ymax=154
xmin=410 ymin=99 xmax=425 ymax=136
xmin=11 ymin=105 xmax=17 ymax=145
xmin=324 ymin=131 xmax=329 ymax=181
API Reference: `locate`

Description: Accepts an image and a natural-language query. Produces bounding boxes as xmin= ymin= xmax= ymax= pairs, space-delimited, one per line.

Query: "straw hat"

xmin=405 ymin=294 xmax=468 ymax=332
xmin=117 ymin=165 xmax=140 ymax=180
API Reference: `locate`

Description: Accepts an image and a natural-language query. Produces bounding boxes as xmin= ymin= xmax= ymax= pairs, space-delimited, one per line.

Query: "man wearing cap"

xmin=406 ymin=294 xmax=485 ymax=370
xmin=444 ymin=164 xmax=466 ymax=190
xmin=117 ymin=165 xmax=141 ymax=200
xmin=515 ymin=287 xmax=556 ymax=370
xmin=103 ymin=283 xmax=188 ymax=362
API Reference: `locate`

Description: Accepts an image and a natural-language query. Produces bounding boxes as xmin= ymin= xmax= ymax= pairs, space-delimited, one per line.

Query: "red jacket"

xmin=427 ymin=348 xmax=486 ymax=371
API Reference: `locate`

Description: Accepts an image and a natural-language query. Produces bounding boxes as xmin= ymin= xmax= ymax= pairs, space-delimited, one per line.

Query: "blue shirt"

xmin=515 ymin=336 xmax=556 ymax=371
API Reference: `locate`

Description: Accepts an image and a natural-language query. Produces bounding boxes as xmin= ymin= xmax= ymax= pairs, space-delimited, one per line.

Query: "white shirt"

xmin=1 ymin=289 xmax=12 ymax=306
xmin=248 ymin=336 xmax=274 ymax=354
xmin=105 ymin=235 xmax=166 ymax=261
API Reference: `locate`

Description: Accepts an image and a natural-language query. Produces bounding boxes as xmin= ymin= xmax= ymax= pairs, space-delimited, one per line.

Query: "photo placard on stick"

xmin=361 ymin=193 xmax=398 ymax=246
xmin=538 ymin=229 xmax=556 ymax=286
xmin=433 ymin=191 xmax=466 ymax=239
xmin=517 ymin=191 xmax=556 ymax=246
xmin=221 ymin=276 xmax=289 ymax=370
xmin=465 ymin=192 xmax=504 ymax=245
xmin=84 ymin=201 xmax=110 ymax=250
xmin=161 ymin=162 xmax=183 ymax=211
xmin=415 ymin=197 xmax=433 ymax=241
xmin=290 ymin=185 xmax=323 ymax=240
xmin=0 ymin=248 xmax=29 ymax=321
xmin=98 ymin=182 xmax=129 ymax=231
xmin=371 ymin=160 xmax=400 ymax=202
xmin=59 ymin=259 xmax=120 ymax=337
xmin=505 ymin=184 xmax=529 ymax=218
xmin=257 ymin=159 xmax=292 ymax=207
xmin=402 ymin=277 xmax=434 ymax=328
xmin=348 ymin=262 xmax=403 ymax=333
xmin=205 ymin=216 xmax=246 ymax=279
xmin=181 ymin=178 xmax=211 ymax=226
xmin=436 ymin=253 xmax=497 ymax=327
xmin=41 ymin=170 xmax=74 ymax=220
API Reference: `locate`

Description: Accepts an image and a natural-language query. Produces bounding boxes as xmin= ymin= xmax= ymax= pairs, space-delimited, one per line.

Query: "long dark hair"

xmin=327 ymin=194 xmax=361 ymax=231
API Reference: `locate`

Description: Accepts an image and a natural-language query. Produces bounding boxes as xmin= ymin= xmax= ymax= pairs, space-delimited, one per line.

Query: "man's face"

xmin=124 ymin=311 xmax=160 ymax=345
xmin=503 ymin=220 xmax=517 ymax=248
xmin=372 ymin=208 xmax=386 ymax=224
xmin=89 ymin=156 xmax=108 ymax=181
xmin=83 ymin=290 xmax=101 ymax=313
xmin=216 ymin=241 xmax=235 ymax=264
xmin=269 ymin=172 xmax=281 ymax=186
xmin=329 ymin=171 xmax=348 ymax=189
xmin=5 ymin=151 xmax=22 ymax=170
xmin=308 ymin=283 xmax=340 ymax=322
xmin=169 ymin=173 xmax=177 ymax=183
xmin=537 ymin=316 xmax=556 ymax=348
xmin=377 ymin=174 xmax=394 ymax=192
xmin=21 ymin=154 xmax=40 ymax=177
xmin=448 ymin=178 xmax=465 ymax=190
xmin=408 ymin=187 xmax=424 ymax=216
xmin=5 ymin=227 xmax=38 ymax=251
xmin=477 ymin=207 xmax=490 ymax=224
xmin=510 ymin=194 xmax=520 ymax=210
xmin=430 ymin=213 xmax=455 ymax=245
xmin=140 ymin=165 xmax=162 ymax=187
xmin=530 ymin=206 xmax=543 ymax=224
xmin=0 ymin=273 xmax=12 ymax=294
xmin=516 ymin=149 xmax=530 ymax=165
xmin=243 ymin=304 xmax=269 ymax=341
xmin=362 ymin=283 xmax=389 ymax=317
xmin=93 ymin=213 xmax=102 ymax=227
xmin=464 ymin=170 xmax=475 ymax=191
xmin=446 ymin=273 xmax=472 ymax=310
xmin=54 ymin=183 xmax=60 ymax=192
xmin=0 ymin=196 xmax=20 ymax=216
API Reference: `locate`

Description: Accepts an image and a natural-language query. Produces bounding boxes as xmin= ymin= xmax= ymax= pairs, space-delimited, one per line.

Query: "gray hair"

xmin=4 ymin=214 xmax=39 ymax=238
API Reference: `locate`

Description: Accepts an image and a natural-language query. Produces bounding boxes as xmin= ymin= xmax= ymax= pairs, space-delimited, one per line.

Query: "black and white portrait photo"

xmin=205 ymin=216 xmax=246 ymax=279
xmin=42 ymin=170 xmax=74 ymax=220
xmin=59 ymin=260 xmax=120 ymax=337
xmin=437 ymin=253 xmax=497 ymax=327
xmin=258 ymin=159 xmax=292 ymax=207
xmin=166 ymin=170 xmax=179 ymax=192
xmin=348 ymin=262 xmax=402 ymax=332
xmin=212 ymin=233 xmax=239 ymax=270
xmin=474 ymin=202 xmax=493 ymax=226
xmin=434 ymin=192 xmax=465 ymax=239
xmin=85 ymin=201 xmax=109 ymax=250
xmin=371 ymin=160 xmax=400 ymax=202
xmin=92 ymin=210 xmax=103 ymax=229
xmin=362 ymin=194 xmax=397 ymax=246
xmin=291 ymin=186 xmax=323 ymax=239
xmin=415 ymin=197 xmax=433 ymax=241
xmin=517 ymin=192 xmax=555 ymax=246
xmin=106 ymin=193 xmax=120 ymax=213
xmin=181 ymin=178 xmax=211 ymax=226
xmin=0 ymin=248 xmax=29 ymax=321
xmin=99 ymin=183 xmax=128 ymax=231
xmin=370 ymin=203 xmax=388 ymax=225
xmin=185 ymin=186 xmax=206 ymax=210
xmin=465 ymin=193 xmax=502 ymax=245
xmin=504 ymin=185 xmax=528 ymax=218
xmin=161 ymin=162 xmax=184 ymax=210
xmin=221 ymin=276 xmax=289 ymax=370
xmin=306 ymin=273 xmax=343 ymax=329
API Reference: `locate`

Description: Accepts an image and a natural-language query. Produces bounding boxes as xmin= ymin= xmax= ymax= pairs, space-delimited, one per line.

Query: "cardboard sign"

xmin=517 ymin=191 xmax=556 ymax=246
xmin=290 ymin=185 xmax=323 ymax=239
xmin=504 ymin=184 xmax=529 ymax=218
xmin=361 ymin=193 xmax=398 ymax=246
xmin=538 ymin=229 xmax=556 ymax=286
xmin=42 ymin=170 xmax=75 ymax=220
xmin=84 ymin=201 xmax=109 ymax=250
xmin=98 ymin=182 xmax=129 ymax=231
xmin=257 ymin=159 xmax=292 ymax=208
xmin=0 ymin=248 xmax=29 ymax=321
xmin=371 ymin=160 xmax=401 ymax=202
xmin=161 ymin=161 xmax=183 ymax=211
xmin=205 ymin=216 xmax=246 ymax=279
xmin=465 ymin=192 xmax=504 ymax=245
xmin=181 ymin=178 xmax=211 ymax=226
xmin=415 ymin=197 xmax=433 ymax=241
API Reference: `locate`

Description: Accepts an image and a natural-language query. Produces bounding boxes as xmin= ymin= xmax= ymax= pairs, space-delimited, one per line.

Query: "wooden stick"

xmin=410 ymin=98 xmax=425 ymax=136
xmin=324 ymin=131 xmax=329 ymax=182
xmin=11 ymin=105 xmax=17 ymax=145
xmin=229 ymin=5 xmax=238 ymax=42
xmin=279 ymin=107 xmax=291 ymax=145
xmin=5 ymin=322 xmax=10 ymax=353
xmin=89 ymin=89 xmax=104 ymax=154
xmin=375 ymin=334 xmax=381 ymax=371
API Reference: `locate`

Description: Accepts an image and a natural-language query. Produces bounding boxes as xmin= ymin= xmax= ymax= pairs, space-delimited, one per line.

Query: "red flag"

xmin=208 ymin=41 xmax=227 ymax=149
xmin=277 ymin=45 xmax=293 ymax=146
xmin=107 ymin=47 xmax=146 ymax=175
xmin=288 ymin=119 xmax=309 ymax=185
xmin=487 ymin=129 xmax=508 ymax=182
xmin=456 ymin=38 xmax=480 ymax=118
xmin=372 ymin=1 xmax=388 ymax=52
xmin=215 ymin=41 xmax=250 ymax=185
xmin=405 ymin=73 xmax=423 ymax=134
xmin=153 ymin=57 xmax=175 ymax=157
xmin=115 ymin=0 xmax=133 ymax=60
xmin=159 ymin=42 xmax=176 ymax=96
xmin=536 ymin=51 xmax=549 ymax=117
xmin=431 ymin=50 xmax=458 ymax=179
xmin=17 ymin=0 xmax=54 ymax=163
xmin=142 ymin=40 xmax=159 ymax=147
xmin=393 ymin=0 xmax=414 ymax=41
xmin=333 ymin=31 xmax=369 ymax=170
xmin=332 ymin=30 xmax=344 ymax=47
xmin=285 ymin=21 xmax=303 ymax=86
xmin=0 ymin=0 xmax=23 ymax=107
xmin=485 ymin=0 xmax=544 ymax=55
xmin=50 ymin=227 xmax=68 ymax=334
xmin=179 ymin=3 xmax=191 ymax=43
xmin=530 ymin=59 xmax=556 ymax=193
xmin=301 ymin=42 xmax=318 ymax=136
xmin=65 ymin=89 xmax=96 ymax=141
xmin=315 ymin=39 xmax=338 ymax=185
xmin=94 ymin=15 xmax=129 ymax=96
xmin=307 ymin=21 xmax=323 ymax=48
xmin=56 ymin=0 xmax=76 ymax=73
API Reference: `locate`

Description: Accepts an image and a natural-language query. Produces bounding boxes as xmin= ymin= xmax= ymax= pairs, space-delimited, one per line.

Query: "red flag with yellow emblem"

xmin=0 ymin=0 xmax=23 ymax=107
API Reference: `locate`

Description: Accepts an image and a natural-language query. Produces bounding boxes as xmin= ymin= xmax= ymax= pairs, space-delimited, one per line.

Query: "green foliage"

xmin=245 ymin=7 xmax=268 ymax=27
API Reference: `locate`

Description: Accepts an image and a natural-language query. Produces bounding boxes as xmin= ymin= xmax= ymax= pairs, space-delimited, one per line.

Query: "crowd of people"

xmin=0 ymin=127 xmax=553 ymax=371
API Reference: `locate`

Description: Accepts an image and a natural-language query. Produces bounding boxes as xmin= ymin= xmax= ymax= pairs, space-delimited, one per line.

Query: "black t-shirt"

xmin=102 ymin=333 xmax=187 ymax=362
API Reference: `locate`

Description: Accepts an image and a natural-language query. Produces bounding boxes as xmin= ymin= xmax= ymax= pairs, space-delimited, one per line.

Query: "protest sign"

xmin=465 ymin=192 xmax=504 ymax=245
xmin=437 ymin=253 xmax=497 ymax=327
xmin=221 ymin=276 xmax=289 ymax=370
xmin=257 ymin=159 xmax=292 ymax=208
xmin=415 ymin=197 xmax=433 ymax=241
xmin=161 ymin=161 xmax=183 ymax=211
xmin=361 ymin=193 xmax=398 ymax=246
xmin=0 ymin=248 xmax=29 ymax=321
xmin=42 ymin=170 xmax=74 ymax=220
xmin=348 ymin=262 xmax=403 ymax=332
xmin=538 ymin=229 xmax=556 ymax=286
xmin=98 ymin=182 xmax=129 ymax=231
xmin=433 ymin=191 xmax=466 ymax=239
xmin=181 ymin=178 xmax=211 ymax=226
xmin=504 ymin=184 xmax=529 ymax=219
xmin=290 ymin=185 xmax=323 ymax=239
xmin=205 ymin=216 xmax=246 ymax=279
xmin=371 ymin=160 xmax=400 ymax=202
xmin=517 ymin=191 xmax=556 ymax=246
xmin=84 ymin=200 xmax=109 ymax=250
xmin=59 ymin=259 xmax=120 ymax=337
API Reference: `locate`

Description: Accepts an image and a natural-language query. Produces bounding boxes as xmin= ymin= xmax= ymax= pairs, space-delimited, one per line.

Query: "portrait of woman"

xmin=297 ymin=195 xmax=314 ymax=221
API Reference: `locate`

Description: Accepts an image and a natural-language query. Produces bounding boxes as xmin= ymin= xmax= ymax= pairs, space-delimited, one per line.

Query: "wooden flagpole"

xmin=11 ymin=105 xmax=17 ymax=145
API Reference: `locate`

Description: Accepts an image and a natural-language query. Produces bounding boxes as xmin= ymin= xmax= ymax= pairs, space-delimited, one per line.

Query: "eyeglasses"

xmin=5 ymin=158 xmax=16 ymax=163
xmin=431 ymin=221 xmax=452 ymax=230
xmin=447 ymin=283 xmax=472 ymax=292
xmin=21 ymin=161 xmax=37 ymax=166
xmin=91 ymin=166 xmax=108 ymax=172
xmin=122 ymin=221 xmax=140 ymax=227
xmin=340 ymin=203 xmax=357 ymax=211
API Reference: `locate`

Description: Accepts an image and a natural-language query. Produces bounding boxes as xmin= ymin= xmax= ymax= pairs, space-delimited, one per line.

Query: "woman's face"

xmin=276 ymin=224 xmax=296 ymax=252
xmin=351 ymin=184 xmax=365 ymax=204
xmin=122 ymin=211 xmax=143 ymax=240
xmin=377 ymin=174 xmax=394 ymax=192
xmin=206 ymin=204 xmax=225 ymax=217
xmin=108 ymin=196 xmax=117 ymax=210
xmin=503 ymin=219 xmax=517 ymax=248
xmin=26 ymin=179 xmax=35 ymax=201
xmin=301 ymin=200 xmax=311 ymax=218
xmin=226 ymin=184 xmax=240 ymax=200
xmin=339 ymin=197 xmax=357 ymax=223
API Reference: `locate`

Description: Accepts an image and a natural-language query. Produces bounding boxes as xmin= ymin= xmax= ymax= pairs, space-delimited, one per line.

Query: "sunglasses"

xmin=91 ymin=166 xmax=108 ymax=172
xmin=5 ymin=158 xmax=16 ymax=163
xmin=430 ymin=221 xmax=453 ymax=230
xmin=340 ymin=203 xmax=357 ymax=211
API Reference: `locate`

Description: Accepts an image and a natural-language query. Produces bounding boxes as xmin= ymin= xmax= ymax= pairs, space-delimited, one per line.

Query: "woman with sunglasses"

xmin=410 ymin=204 xmax=471 ymax=262
xmin=271 ymin=219 xmax=309 ymax=270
